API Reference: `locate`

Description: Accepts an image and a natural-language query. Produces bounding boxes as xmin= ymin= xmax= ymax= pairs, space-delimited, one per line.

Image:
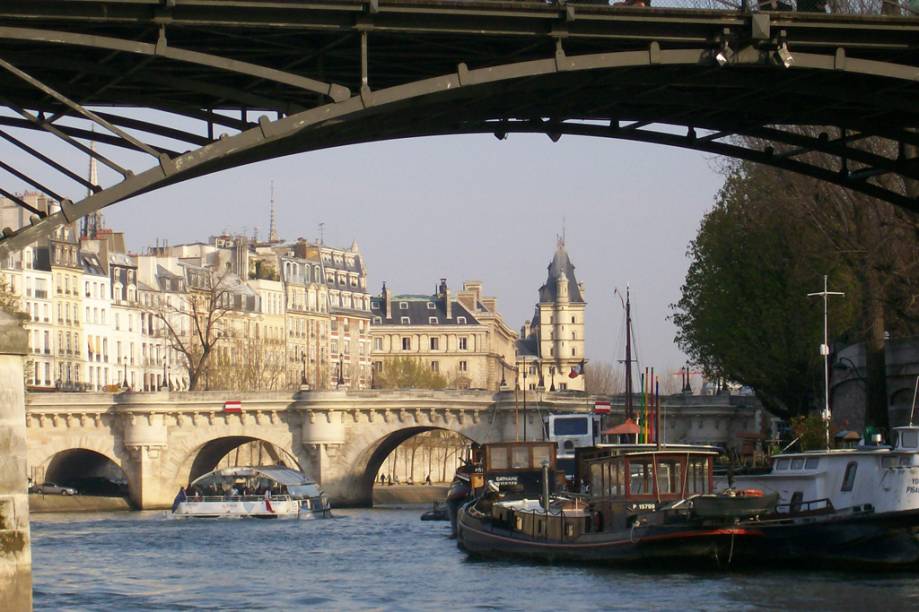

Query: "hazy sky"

xmin=4 ymin=127 xmax=724 ymax=377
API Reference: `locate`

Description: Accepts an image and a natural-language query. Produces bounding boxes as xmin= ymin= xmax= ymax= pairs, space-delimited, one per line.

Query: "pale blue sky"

xmin=4 ymin=125 xmax=724 ymax=377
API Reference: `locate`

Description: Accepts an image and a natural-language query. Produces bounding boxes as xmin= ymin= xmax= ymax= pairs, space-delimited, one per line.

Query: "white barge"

xmin=172 ymin=465 xmax=332 ymax=519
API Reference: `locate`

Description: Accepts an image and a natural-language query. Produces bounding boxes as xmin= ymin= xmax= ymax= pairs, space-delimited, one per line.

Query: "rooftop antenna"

xmin=268 ymin=181 xmax=279 ymax=243
xmin=808 ymin=275 xmax=845 ymax=450
xmin=318 ymin=222 xmax=325 ymax=245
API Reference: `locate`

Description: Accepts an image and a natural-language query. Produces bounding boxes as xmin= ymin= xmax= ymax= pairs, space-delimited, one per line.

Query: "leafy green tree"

xmin=375 ymin=356 xmax=447 ymax=390
xmin=671 ymin=162 xmax=857 ymax=419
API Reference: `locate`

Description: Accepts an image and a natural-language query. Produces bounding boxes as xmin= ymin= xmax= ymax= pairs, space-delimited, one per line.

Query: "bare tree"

xmin=584 ymin=361 xmax=624 ymax=395
xmin=207 ymin=332 xmax=287 ymax=391
xmin=153 ymin=266 xmax=237 ymax=391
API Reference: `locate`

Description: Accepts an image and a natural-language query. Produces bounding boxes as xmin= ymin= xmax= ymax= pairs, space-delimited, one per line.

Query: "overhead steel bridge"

xmin=0 ymin=0 xmax=917 ymax=253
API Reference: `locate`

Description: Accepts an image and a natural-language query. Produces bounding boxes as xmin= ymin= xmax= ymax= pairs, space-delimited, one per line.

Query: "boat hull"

xmin=456 ymin=505 xmax=919 ymax=567
xmin=456 ymin=506 xmax=758 ymax=566
xmin=172 ymin=497 xmax=308 ymax=519
xmin=738 ymin=509 xmax=919 ymax=567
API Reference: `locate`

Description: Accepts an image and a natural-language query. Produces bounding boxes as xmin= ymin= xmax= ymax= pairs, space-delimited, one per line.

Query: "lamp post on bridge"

xmin=121 ymin=356 xmax=128 ymax=390
xmin=337 ymin=352 xmax=344 ymax=389
xmin=300 ymin=349 xmax=309 ymax=391
xmin=160 ymin=354 xmax=168 ymax=391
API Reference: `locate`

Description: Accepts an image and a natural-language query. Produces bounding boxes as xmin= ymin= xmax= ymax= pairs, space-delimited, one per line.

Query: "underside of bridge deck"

xmin=0 ymin=1 xmax=917 ymax=253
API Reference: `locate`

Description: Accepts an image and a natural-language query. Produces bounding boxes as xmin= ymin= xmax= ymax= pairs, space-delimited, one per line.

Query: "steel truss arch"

xmin=1 ymin=10 xmax=918 ymax=253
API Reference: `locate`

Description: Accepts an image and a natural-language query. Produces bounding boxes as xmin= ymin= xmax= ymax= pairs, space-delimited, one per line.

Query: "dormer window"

xmin=428 ymin=317 xmax=438 ymax=325
xmin=400 ymin=316 xmax=410 ymax=325
xmin=426 ymin=302 xmax=435 ymax=310
xmin=373 ymin=316 xmax=382 ymax=325
xmin=456 ymin=316 xmax=467 ymax=324
xmin=399 ymin=302 xmax=408 ymax=309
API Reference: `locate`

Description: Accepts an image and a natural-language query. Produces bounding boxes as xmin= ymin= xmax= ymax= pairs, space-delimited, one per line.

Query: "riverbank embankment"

xmin=372 ymin=485 xmax=447 ymax=506
xmin=29 ymin=495 xmax=132 ymax=513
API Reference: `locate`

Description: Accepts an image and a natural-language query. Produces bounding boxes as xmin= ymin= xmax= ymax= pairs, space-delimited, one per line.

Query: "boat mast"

xmin=625 ymin=288 xmax=634 ymax=421
xmin=808 ymin=275 xmax=845 ymax=450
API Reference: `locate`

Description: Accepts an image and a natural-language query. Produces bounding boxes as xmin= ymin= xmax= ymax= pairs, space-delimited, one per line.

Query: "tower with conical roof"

xmin=532 ymin=236 xmax=586 ymax=391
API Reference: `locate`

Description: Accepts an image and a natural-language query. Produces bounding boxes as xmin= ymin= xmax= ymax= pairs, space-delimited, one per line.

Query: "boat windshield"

xmin=588 ymin=453 xmax=713 ymax=500
xmin=894 ymin=428 xmax=919 ymax=450
xmin=287 ymin=483 xmax=322 ymax=498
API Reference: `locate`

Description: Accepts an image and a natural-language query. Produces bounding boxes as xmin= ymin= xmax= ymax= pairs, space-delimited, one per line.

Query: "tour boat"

xmin=171 ymin=465 xmax=332 ymax=519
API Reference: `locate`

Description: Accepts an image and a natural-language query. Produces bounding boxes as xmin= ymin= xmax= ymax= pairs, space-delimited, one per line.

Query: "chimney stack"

xmin=383 ymin=282 xmax=392 ymax=320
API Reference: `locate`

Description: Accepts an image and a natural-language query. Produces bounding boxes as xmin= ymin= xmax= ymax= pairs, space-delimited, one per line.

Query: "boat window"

xmin=553 ymin=417 xmax=588 ymax=436
xmin=687 ymin=458 xmax=709 ymax=495
xmin=898 ymin=430 xmax=919 ymax=449
xmin=532 ymin=445 xmax=551 ymax=468
xmin=791 ymin=458 xmax=805 ymax=470
xmin=901 ymin=455 xmax=913 ymax=467
xmin=512 ymin=447 xmax=530 ymax=469
xmin=565 ymin=523 xmax=575 ymax=537
xmin=590 ymin=463 xmax=603 ymax=497
xmin=629 ymin=460 xmax=653 ymax=496
xmin=804 ymin=458 xmax=820 ymax=470
xmin=841 ymin=461 xmax=858 ymax=492
xmin=608 ymin=462 xmax=624 ymax=497
xmin=489 ymin=447 xmax=508 ymax=470
xmin=657 ymin=461 xmax=681 ymax=495
xmin=515 ymin=515 xmax=523 ymax=530
xmin=774 ymin=459 xmax=790 ymax=471
xmin=882 ymin=456 xmax=898 ymax=469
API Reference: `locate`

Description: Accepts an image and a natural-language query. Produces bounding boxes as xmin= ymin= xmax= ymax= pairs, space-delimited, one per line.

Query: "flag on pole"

xmin=569 ymin=360 xmax=586 ymax=379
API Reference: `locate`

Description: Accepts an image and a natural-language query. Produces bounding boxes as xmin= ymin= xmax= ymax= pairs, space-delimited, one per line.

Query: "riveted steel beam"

xmin=0 ymin=129 xmax=98 ymax=193
xmin=0 ymin=26 xmax=351 ymax=103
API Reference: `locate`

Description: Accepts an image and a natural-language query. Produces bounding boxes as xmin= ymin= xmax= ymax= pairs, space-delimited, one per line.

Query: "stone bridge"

xmin=25 ymin=389 xmax=762 ymax=509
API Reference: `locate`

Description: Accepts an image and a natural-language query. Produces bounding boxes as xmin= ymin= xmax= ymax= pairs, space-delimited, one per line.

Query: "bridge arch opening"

xmin=186 ymin=436 xmax=301 ymax=486
xmin=361 ymin=427 xmax=474 ymax=504
xmin=42 ymin=449 xmax=128 ymax=496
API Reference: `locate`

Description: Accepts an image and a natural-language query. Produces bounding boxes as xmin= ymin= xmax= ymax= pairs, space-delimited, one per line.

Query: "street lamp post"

xmin=337 ymin=353 xmax=344 ymax=389
xmin=161 ymin=354 xmax=168 ymax=390
xmin=122 ymin=356 xmax=128 ymax=389
xmin=522 ymin=360 xmax=528 ymax=441
xmin=301 ymin=349 xmax=308 ymax=388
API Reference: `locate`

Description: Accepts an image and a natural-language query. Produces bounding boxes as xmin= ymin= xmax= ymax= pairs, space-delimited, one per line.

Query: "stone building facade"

xmin=369 ymin=279 xmax=517 ymax=390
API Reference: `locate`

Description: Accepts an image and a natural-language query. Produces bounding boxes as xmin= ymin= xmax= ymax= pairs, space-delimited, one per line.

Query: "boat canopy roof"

xmin=190 ymin=465 xmax=314 ymax=488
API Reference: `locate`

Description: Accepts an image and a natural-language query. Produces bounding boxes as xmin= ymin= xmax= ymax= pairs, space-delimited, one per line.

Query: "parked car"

xmin=36 ymin=482 xmax=78 ymax=495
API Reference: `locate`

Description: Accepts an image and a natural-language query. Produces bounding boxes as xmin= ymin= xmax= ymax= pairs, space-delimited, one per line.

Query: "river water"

xmin=31 ymin=509 xmax=919 ymax=611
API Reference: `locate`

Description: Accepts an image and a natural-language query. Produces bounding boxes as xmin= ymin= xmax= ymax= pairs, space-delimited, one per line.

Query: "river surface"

xmin=31 ymin=508 xmax=919 ymax=611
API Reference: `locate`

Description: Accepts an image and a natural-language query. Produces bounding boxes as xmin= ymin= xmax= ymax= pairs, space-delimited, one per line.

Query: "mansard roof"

xmin=537 ymin=243 xmax=584 ymax=304
xmin=370 ymin=295 xmax=479 ymax=326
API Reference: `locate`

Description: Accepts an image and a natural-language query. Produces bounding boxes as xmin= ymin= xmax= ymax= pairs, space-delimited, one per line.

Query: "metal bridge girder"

xmin=1 ymin=3 xmax=918 ymax=251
